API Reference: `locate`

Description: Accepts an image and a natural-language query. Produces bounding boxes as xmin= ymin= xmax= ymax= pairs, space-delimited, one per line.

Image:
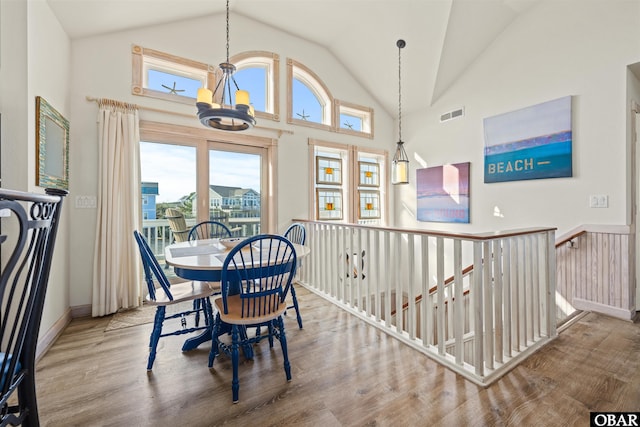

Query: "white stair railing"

xmin=295 ymin=220 xmax=557 ymax=386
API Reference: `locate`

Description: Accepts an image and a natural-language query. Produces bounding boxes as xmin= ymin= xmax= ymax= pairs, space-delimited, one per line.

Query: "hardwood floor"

xmin=35 ymin=286 xmax=640 ymax=426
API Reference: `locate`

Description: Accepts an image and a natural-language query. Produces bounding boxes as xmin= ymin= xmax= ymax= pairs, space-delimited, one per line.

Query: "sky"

xmin=141 ymin=63 xmax=344 ymax=204
xmin=483 ymin=96 xmax=572 ymax=147
xmin=140 ymin=142 xmax=260 ymax=203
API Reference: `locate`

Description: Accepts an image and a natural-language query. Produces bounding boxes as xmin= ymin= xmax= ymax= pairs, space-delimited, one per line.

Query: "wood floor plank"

xmin=35 ymin=286 xmax=640 ymax=426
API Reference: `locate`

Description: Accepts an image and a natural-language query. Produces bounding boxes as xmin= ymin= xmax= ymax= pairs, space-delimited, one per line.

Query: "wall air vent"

xmin=440 ymin=107 xmax=465 ymax=123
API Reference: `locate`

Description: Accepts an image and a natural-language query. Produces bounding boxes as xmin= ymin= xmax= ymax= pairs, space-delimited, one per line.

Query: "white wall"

xmin=0 ymin=0 xmax=71 ymax=336
xmin=67 ymin=12 xmax=394 ymax=309
xmin=27 ymin=1 xmax=71 ymax=338
xmin=1 ymin=0 xmax=29 ymax=192
xmin=13 ymin=0 xmax=637 ymax=320
xmin=396 ymin=0 xmax=640 ymax=238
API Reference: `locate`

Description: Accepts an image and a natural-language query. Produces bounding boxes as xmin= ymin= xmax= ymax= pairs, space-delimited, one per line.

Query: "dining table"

xmin=164 ymin=237 xmax=310 ymax=351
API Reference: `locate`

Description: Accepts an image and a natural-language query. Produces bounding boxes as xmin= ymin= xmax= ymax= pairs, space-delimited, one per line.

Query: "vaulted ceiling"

xmin=47 ymin=0 xmax=540 ymax=117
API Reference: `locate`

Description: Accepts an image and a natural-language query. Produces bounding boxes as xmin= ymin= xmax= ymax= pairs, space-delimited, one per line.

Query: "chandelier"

xmin=196 ymin=0 xmax=256 ymax=131
xmin=391 ymin=39 xmax=409 ymax=185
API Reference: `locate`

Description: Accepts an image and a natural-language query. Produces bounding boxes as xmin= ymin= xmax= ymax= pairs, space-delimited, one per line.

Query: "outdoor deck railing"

xmin=140 ymin=218 xmax=249 ymax=261
xmin=294 ymin=220 xmax=557 ymax=386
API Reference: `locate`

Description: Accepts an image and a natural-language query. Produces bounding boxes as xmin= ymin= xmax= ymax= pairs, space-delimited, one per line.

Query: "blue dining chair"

xmin=187 ymin=220 xmax=233 ymax=326
xmin=133 ymin=231 xmax=218 ymax=370
xmin=208 ymin=234 xmax=297 ymax=403
xmin=283 ymin=223 xmax=306 ymax=328
xmin=188 ymin=220 xmax=232 ymax=241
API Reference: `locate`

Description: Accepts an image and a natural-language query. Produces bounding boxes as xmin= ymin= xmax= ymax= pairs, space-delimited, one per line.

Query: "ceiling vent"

xmin=440 ymin=107 xmax=465 ymax=123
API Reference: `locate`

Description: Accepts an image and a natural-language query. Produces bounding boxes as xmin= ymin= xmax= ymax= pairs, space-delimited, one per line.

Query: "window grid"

xmin=310 ymin=140 xmax=388 ymax=225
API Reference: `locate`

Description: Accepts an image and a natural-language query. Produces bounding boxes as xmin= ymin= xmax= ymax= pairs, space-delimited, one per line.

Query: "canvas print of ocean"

xmin=417 ymin=162 xmax=470 ymax=223
xmin=483 ymin=96 xmax=572 ymax=183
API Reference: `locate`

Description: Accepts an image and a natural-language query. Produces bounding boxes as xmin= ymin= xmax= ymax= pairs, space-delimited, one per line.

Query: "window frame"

xmin=131 ymin=45 xmax=215 ymax=105
xmin=335 ymin=99 xmax=374 ymax=139
xmin=139 ymin=120 xmax=278 ymax=233
xmin=287 ymin=58 xmax=334 ymax=132
xmin=230 ymin=51 xmax=280 ymax=122
xmin=308 ymin=138 xmax=388 ymax=225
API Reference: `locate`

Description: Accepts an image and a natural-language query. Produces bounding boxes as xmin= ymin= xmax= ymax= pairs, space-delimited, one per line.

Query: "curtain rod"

xmin=85 ymin=96 xmax=293 ymax=136
xmin=85 ymin=96 xmax=192 ymax=118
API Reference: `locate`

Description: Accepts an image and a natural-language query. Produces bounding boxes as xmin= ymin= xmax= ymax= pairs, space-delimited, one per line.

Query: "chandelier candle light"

xmin=392 ymin=39 xmax=409 ymax=185
xmin=196 ymin=0 xmax=256 ymax=131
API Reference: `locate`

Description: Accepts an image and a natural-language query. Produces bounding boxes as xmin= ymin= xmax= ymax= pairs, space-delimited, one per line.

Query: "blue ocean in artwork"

xmin=484 ymin=131 xmax=572 ymax=183
xmin=417 ymin=195 xmax=470 ymax=223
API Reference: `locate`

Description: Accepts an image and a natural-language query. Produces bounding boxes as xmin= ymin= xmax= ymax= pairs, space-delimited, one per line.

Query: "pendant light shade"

xmin=391 ymin=39 xmax=409 ymax=185
xmin=195 ymin=0 xmax=256 ymax=131
xmin=392 ymin=141 xmax=409 ymax=184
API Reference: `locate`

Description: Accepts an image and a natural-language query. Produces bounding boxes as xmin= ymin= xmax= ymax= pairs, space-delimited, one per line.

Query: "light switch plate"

xmin=75 ymin=195 xmax=97 ymax=209
xmin=589 ymin=195 xmax=608 ymax=208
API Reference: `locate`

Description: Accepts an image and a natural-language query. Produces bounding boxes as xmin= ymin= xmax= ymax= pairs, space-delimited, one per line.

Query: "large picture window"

xmin=139 ymin=121 xmax=278 ymax=239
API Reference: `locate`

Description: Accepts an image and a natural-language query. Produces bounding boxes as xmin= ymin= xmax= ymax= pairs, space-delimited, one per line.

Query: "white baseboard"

xmin=71 ymin=304 xmax=92 ymax=318
xmin=36 ymin=308 xmax=72 ymax=362
xmin=572 ymin=297 xmax=635 ymax=321
xmin=36 ymin=304 xmax=92 ymax=362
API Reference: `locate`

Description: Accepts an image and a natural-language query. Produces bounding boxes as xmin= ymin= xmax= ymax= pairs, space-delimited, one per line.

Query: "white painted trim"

xmin=36 ymin=307 xmax=72 ymax=362
xmin=71 ymin=304 xmax=92 ymax=318
xmin=572 ymin=298 xmax=636 ymax=321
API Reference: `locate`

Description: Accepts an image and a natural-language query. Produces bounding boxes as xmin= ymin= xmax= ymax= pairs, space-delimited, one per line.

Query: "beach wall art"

xmin=483 ymin=96 xmax=572 ymax=183
xmin=417 ymin=162 xmax=470 ymax=223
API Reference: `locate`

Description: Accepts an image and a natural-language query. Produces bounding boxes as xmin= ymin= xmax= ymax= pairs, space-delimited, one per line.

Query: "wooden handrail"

xmin=293 ymin=219 xmax=556 ymax=242
xmin=555 ymin=230 xmax=587 ymax=248
xmin=392 ymin=264 xmax=474 ymax=316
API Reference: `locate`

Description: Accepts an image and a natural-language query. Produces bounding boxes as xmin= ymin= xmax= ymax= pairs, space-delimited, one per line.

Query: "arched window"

xmin=231 ymin=51 xmax=280 ymax=122
xmin=287 ymin=59 xmax=334 ymax=131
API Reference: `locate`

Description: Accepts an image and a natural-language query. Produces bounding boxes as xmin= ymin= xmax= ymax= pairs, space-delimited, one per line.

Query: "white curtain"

xmin=92 ymin=99 xmax=142 ymax=316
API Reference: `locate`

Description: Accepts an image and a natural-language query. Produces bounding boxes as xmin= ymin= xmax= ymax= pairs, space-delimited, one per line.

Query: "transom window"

xmin=335 ymin=100 xmax=374 ymax=139
xmin=131 ymin=45 xmax=214 ymax=105
xmin=132 ymin=46 xmax=376 ymax=138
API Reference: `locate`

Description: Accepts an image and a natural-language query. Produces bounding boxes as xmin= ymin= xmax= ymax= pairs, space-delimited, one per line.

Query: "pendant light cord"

xmin=225 ymin=0 xmax=230 ymax=63
xmin=397 ymin=39 xmax=405 ymax=143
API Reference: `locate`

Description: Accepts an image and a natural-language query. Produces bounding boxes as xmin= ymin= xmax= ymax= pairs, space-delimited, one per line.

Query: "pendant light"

xmin=392 ymin=39 xmax=409 ymax=185
xmin=196 ymin=0 xmax=256 ymax=131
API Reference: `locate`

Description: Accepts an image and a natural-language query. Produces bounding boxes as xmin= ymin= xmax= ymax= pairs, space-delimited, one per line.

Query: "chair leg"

xmin=193 ymin=299 xmax=201 ymax=327
xmin=267 ymin=322 xmax=274 ymax=348
xmin=240 ymin=327 xmax=253 ymax=360
xmin=231 ymin=325 xmax=241 ymax=403
xmin=203 ymin=297 xmax=214 ymax=327
xmin=208 ymin=313 xmax=221 ymax=368
xmin=147 ymin=306 xmax=165 ymax=370
xmin=17 ymin=359 xmax=39 ymax=427
xmin=288 ymin=281 xmax=303 ymax=329
xmin=276 ymin=317 xmax=292 ymax=381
